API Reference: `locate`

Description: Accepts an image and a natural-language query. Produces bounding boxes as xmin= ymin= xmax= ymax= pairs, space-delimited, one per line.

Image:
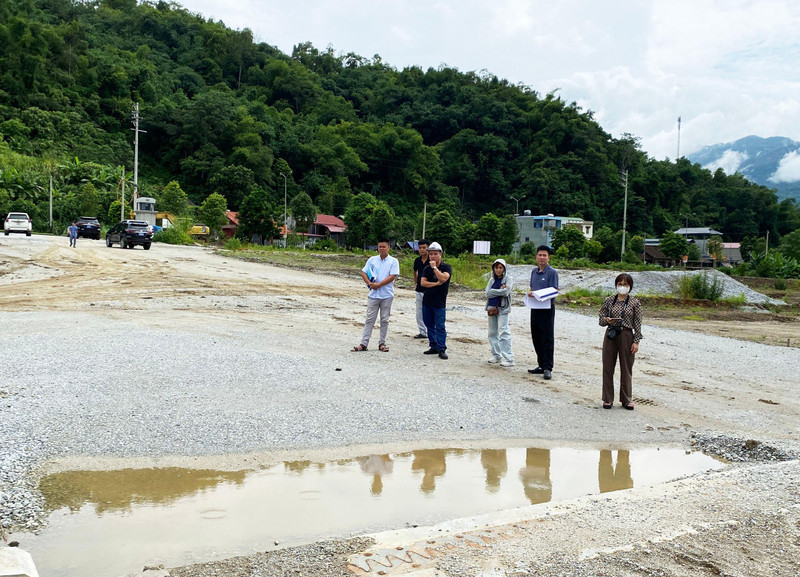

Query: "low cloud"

xmin=704 ymin=150 xmax=748 ymax=175
xmin=769 ymin=150 xmax=800 ymax=182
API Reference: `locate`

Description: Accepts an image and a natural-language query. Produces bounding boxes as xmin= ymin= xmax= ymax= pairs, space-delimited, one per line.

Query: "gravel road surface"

xmin=1 ymin=235 xmax=798 ymax=576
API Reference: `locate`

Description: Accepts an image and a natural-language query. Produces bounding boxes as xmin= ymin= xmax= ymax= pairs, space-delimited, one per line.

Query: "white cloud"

xmin=704 ymin=150 xmax=749 ymax=175
xmin=769 ymin=150 xmax=800 ymax=182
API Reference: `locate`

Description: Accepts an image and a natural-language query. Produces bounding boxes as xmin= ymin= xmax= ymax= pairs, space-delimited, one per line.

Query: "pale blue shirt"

xmin=363 ymin=254 xmax=400 ymax=299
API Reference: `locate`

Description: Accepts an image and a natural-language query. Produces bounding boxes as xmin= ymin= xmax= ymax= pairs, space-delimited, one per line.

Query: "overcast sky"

xmin=176 ymin=0 xmax=800 ymax=164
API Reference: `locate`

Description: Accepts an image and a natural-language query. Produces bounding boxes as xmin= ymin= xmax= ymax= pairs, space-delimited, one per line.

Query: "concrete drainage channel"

xmin=8 ymin=445 xmax=723 ymax=577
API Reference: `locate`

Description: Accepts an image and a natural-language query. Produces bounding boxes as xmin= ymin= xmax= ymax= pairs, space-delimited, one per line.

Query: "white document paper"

xmin=523 ymin=294 xmax=552 ymax=309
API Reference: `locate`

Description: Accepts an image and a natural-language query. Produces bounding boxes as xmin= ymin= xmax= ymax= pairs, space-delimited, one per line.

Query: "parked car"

xmin=106 ymin=220 xmax=153 ymax=250
xmin=76 ymin=216 xmax=101 ymax=239
xmin=4 ymin=212 xmax=32 ymax=236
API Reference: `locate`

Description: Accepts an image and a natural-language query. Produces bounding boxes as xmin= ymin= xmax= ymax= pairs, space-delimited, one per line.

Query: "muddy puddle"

xmin=12 ymin=446 xmax=723 ymax=576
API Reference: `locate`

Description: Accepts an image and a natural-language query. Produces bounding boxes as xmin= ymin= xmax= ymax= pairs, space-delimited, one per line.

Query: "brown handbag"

xmin=487 ymin=307 xmax=499 ymax=316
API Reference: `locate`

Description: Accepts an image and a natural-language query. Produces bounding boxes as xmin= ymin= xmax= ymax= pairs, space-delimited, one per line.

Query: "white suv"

xmin=4 ymin=212 xmax=32 ymax=236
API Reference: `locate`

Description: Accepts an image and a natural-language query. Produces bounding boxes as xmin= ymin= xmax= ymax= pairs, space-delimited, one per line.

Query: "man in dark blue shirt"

xmin=420 ymin=242 xmax=452 ymax=360
xmin=528 ymin=245 xmax=559 ymax=379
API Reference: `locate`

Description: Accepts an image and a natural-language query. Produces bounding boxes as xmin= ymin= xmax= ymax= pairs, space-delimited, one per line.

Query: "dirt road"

xmin=2 ymin=235 xmax=799 ymax=576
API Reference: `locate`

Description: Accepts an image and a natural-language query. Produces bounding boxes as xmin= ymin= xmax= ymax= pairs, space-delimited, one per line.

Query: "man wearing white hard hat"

xmin=419 ymin=242 xmax=452 ymax=359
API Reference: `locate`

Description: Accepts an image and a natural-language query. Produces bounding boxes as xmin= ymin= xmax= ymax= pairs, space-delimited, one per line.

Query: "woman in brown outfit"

xmin=598 ymin=273 xmax=643 ymax=410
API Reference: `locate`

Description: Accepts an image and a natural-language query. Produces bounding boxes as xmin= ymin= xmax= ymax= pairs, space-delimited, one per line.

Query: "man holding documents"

xmin=527 ymin=245 xmax=559 ymax=379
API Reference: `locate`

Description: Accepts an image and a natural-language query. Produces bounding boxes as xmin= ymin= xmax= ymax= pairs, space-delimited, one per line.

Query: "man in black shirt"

xmin=419 ymin=242 xmax=452 ymax=359
xmin=412 ymin=239 xmax=430 ymax=339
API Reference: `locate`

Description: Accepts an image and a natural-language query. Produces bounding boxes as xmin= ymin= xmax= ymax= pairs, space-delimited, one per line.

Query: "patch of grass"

xmin=721 ymin=293 xmax=747 ymax=306
xmin=682 ymin=314 xmax=705 ymax=321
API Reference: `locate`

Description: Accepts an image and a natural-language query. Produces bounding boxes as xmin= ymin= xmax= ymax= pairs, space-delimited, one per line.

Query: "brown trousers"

xmin=602 ymin=327 xmax=635 ymax=405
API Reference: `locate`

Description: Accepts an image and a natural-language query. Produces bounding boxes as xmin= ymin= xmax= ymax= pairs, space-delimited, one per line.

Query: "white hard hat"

xmin=428 ymin=242 xmax=443 ymax=252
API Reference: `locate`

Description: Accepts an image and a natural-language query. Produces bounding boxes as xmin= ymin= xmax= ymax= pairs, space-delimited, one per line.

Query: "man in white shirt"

xmin=352 ymin=239 xmax=400 ymax=352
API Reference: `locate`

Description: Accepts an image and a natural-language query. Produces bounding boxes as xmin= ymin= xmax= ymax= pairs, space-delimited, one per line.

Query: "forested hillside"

xmin=1 ymin=0 xmax=798 ymax=252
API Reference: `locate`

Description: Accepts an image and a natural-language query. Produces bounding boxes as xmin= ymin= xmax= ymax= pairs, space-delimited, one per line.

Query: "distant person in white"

xmin=352 ymin=239 xmax=400 ymax=352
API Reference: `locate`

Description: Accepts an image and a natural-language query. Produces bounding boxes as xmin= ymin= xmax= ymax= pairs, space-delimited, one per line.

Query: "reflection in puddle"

xmin=15 ymin=447 xmax=723 ymax=577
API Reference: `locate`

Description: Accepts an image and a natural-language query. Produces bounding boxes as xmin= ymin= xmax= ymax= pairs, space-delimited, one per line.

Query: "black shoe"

xmin=543 ymin=370 xmax=552 ymax=380
xmin=528 ymin=367 xmax=544 ymax=374
xmin=438 ymin=351 xmax=449 ymax=360
xmin=413 ymin=334 xmax=427 ymax=339
xmin=423 ymin=348 xmax=439 ymax=355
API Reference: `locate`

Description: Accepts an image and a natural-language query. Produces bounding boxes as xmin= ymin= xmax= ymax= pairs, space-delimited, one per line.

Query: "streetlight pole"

xmin=510 ymin=195 xmax=524 ymax=215
xmin=620 ymin=170 xmax=629 ymax=262
xmin=280 ymin=173 xmax=288 ymax=245
xmin=680 ymin=213 xmax=689 ymax=237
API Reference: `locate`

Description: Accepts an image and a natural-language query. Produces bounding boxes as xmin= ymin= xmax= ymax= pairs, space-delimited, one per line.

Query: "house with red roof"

xmin=222 ymin=211 xmax=239 ymax=238
xmin=308 ymin=214 xmax=347 ymax=246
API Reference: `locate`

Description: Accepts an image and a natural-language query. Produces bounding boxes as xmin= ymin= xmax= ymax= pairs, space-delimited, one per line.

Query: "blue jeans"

xmin=422 ymin=305 xmax=447 ymax=352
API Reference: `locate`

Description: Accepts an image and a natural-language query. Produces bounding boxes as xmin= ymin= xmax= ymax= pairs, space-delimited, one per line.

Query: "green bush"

xmin=153 ymin=227 xmax=193 ymax=245
xmin=313 ymin=238 xmax=339 ymax=252
xmin=519 ymin=242 xmax=537 ymax=256
xmin=677 ymin=272 xmax=724 ymax=301
xmin=224 ymin=237 xmax=243 ymax=251
xmin=774 ymin=278 xmax=787 ymax=290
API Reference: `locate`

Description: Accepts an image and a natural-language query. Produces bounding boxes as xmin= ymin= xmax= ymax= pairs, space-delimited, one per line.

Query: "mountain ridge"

xmin=688 ymin=135 xmax=800 ymax=203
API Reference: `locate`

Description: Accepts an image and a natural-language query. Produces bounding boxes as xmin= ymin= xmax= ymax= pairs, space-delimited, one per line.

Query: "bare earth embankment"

xmin=1 ymin=235 xmax=798 ymax=577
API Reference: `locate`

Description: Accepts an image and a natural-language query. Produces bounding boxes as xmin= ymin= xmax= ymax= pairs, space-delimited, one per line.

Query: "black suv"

xmin=106 ymin=220 xmax=153 ymax=250
xmin=76 ymin=216 xmax=101 ymax=239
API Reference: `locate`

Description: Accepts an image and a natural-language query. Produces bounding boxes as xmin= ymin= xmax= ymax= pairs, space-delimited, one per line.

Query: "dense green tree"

xmin=779 ymin=229 xmax=800 ymax=260
xmin=497 ymin=214 xmax=519 ymax=255
xmin=551 ymin=226 xmax=586 ymax=258
xmin=196 ymin=192 xmax=228 ymax=234
xmin=368 ymin=200 xmax=396 ymax=243
xmin=209 ymin=165 xmax=256 ymax=212
xmin=474 ymin=213 xmax=502 ymax=246
xmin=706 ymin=235 xmax=723 ymax=266
xmin=157 ymin=181 xmax=189 ymax=216
xmin=238 ymin=188 xmax=280 ymax=243
xmin=289 ymin=191 xmax=317 ymax=233
xmin=343 ymin=191 xmax=377 ymax=248
xmin=426 ymin=210 xmax=460 ymax=254
xmin=660 ymin=230 xmax=689 ymax=263
xmin=78 ymin=182 xmax=100 ymax=218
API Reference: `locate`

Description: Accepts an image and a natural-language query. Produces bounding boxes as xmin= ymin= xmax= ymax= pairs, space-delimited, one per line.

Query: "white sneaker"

xmin=500 ymin=359 xmax=515 ymax=367
xmin=488 ymin=356 xmax=501 ymax=364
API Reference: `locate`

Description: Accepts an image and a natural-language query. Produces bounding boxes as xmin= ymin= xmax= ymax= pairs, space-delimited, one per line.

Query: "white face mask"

xmin=617 ymin=285 xmax=630 ymax=296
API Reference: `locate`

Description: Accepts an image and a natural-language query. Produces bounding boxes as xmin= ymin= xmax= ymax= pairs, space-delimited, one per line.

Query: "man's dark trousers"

xmin=530 ymin=306 xmax=555 ymax=371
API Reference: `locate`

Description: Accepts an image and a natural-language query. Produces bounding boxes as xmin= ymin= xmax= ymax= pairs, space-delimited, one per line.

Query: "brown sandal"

xmin=379 ymin=344 xmax=389 ymax=352
xmin=351 ymin=344 xmax=367 ymax=352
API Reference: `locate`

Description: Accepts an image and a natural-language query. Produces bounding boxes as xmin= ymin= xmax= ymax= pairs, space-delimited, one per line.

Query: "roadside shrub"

xmin=224 ymin=237 xmax=243 ymax=251
xmin=313 ymin=238 xmax=338 ymax=252
xmin=774 ymin=278 xmax=787 ymax=290
xmin=677 ymin=272 xmax=724 ymax=301
xmin=519 ymin=242 xmax=537 ymax=257
xmin=153 ymin=227 xmax=193 ymax=245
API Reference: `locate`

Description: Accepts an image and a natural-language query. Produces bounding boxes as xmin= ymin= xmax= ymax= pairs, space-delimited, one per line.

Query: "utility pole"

xmin=677 ymin=116 xmax=681 ymax=160
xmin=49 ymin=174 xmax=53 ymax=229
xmin=422 ymin=201 xmax=427 ymax=239
xmin=280 ymin=172 xmax=288 ymax=244
xmin=765 ymin=230 xmax=769 ymax=257
xmin=121 ymin=167 xmax=126 ymax=221
xmin=620 ymin=170 xmax=629 ymax=262
xmin=131 ymin=103 xmax=146 ymax=211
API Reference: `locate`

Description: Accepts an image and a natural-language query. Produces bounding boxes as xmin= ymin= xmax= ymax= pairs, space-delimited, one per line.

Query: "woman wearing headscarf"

xmin=485 ymin=258 xmax=514 ymax=367
xmin=598 ymin=273 xmax=643 ymax=410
